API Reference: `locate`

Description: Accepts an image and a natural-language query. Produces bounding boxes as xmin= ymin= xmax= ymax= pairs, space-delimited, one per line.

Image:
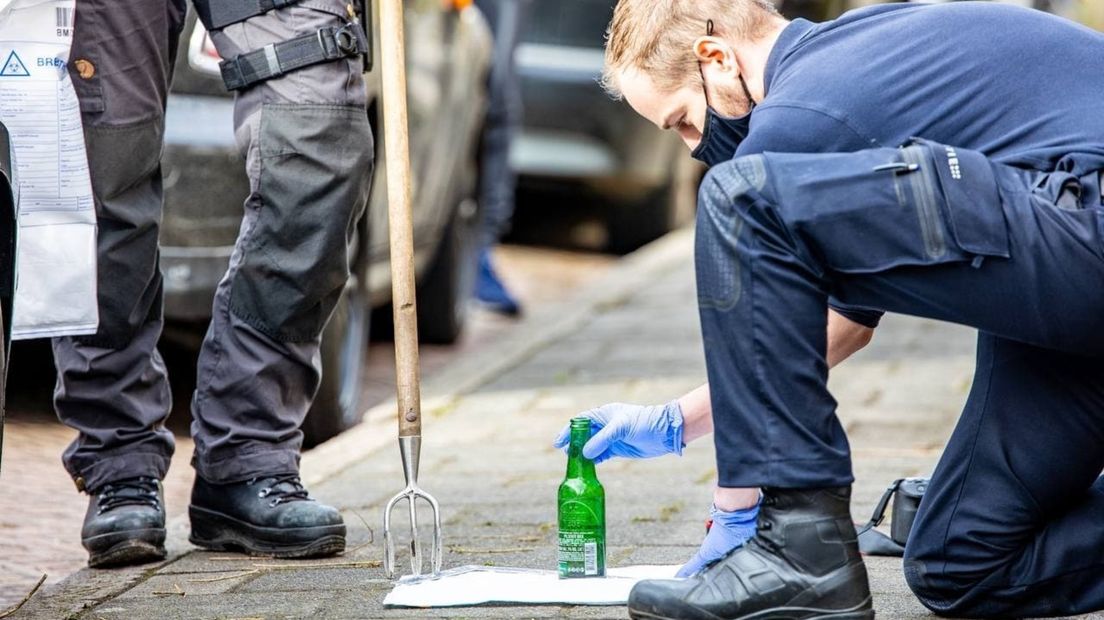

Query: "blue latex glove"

xmin=676 ymin=502 xmax=760 ymax=578
xmin=552 ymin=401 xmax=684 ymax=463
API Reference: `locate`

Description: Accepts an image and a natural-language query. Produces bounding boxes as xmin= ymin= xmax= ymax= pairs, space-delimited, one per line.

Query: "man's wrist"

xmin=710 ymin=501 xmax=760 ymax=522
xmin=678 ymin=383 xmax=713 ymax=443
xmin=714 ymin=487 xmax=762 ymax=511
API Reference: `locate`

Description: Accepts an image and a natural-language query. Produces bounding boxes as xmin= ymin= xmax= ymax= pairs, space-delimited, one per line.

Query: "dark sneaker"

xmin=474 ymin=249 xmax=522 ymax=316
xmin=81 ymin=476 xmax=167 ymax=568
xmin=629 ymin=487 xmax=874 ymax=620
xmin=189 ymin=474 xmax=345 ymax=558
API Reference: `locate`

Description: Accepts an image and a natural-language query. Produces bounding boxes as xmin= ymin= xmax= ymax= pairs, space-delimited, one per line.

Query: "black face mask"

xmin=690 ymin=20 xmax=756 ymax=167
xmin=690 ymin=105 xmax=752 ymax=167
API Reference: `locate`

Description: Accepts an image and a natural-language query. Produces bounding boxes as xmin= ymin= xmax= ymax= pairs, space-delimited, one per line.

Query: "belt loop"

xmin=263 ymin=43 xmax=282 ymax=77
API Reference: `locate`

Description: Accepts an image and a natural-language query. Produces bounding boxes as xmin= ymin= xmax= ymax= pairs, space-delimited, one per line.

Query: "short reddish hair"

xmin=601 ymin=0 xmax=780 ymax=98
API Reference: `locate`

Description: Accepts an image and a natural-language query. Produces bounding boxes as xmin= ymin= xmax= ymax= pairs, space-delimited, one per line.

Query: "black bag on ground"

xmin=856 ymin=477 xmax=928 ymax=557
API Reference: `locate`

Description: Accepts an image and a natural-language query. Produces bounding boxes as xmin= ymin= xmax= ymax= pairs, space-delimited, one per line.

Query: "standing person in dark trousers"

xmin=555 ymin=0 xmax=1104 ymax=617
xmin=473 ymin=0 xmax=532 ymax=316
xmin=62 ymin=0 xmax=371 ymax=567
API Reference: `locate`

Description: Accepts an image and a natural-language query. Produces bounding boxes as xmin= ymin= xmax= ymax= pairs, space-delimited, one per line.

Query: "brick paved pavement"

xmin=0 ymin=245 xmax=612 ymax=610
xmin=13 ymin=230 xmax=1102 ymax=619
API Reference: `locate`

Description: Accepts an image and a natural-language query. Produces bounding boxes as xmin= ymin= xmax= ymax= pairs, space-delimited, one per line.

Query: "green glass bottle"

xmin=558 ymin=417 xmax=606 ymax=578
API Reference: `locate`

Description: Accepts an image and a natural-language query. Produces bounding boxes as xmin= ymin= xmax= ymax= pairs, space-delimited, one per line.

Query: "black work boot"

xmin=629 ymin=487 xmax=873 ymax=620
xmin=189 ymin=474 xmax=345 ymax=558
xmin=81 ymin=476 xmax=167 ymax=568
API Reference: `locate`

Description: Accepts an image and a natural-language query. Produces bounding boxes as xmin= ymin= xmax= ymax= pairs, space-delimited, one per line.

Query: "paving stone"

xmin=31 ymin=233 xmax=1097 ymax=619
xmin=90 ymin=591 xmax=336 ymax=619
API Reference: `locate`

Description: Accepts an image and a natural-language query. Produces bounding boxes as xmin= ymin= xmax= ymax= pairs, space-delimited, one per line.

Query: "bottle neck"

xmin=565 ymin=427 xmax=596 ymax=479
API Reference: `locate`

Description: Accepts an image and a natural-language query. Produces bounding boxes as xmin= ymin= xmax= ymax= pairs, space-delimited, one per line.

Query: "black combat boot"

xmin=189 ymin=474 xmax=345 ymax=558
xmin=629 ymin=487 xmax=873 ymax=620
xmin=81 ymin=476 xmax=167 ymax=568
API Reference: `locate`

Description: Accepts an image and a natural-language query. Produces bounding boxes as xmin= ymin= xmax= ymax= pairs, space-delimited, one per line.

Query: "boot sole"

xmin=84 ymin=528 xmax=167 ymax=569
xmin=628 ymin=596 xmax=874 ymax=620
xmin=188 ymin=505 xmax=345 ymax=559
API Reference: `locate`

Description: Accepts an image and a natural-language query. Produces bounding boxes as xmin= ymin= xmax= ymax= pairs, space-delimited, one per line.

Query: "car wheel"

xmin=606 ymin=155 xmax=702 ymax=254
xmin=302 ymin=273 xmax=368 ymax=447
xmin=416 ymin=198 xmax=480 ymax=345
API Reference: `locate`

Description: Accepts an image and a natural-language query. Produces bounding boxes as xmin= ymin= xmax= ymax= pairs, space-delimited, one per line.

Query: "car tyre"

xmin=416 ymin=198 xmax=480 ymax=345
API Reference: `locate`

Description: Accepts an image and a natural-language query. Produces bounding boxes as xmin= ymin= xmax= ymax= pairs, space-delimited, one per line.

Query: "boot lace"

xmin=253 ymin=474 xmax=311 ymax=507
xmin=96 ymin=476 xmax=160 ymax=514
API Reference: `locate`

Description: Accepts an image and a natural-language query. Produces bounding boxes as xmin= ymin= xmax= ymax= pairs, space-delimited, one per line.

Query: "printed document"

xmin=0 ymin=0 xmax=98 ymax=339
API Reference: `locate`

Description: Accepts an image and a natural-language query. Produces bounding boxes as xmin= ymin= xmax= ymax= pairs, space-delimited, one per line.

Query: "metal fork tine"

xmin=423 ymin=490 xmax=443 ymax=574
xmin=383 ymin=490 xmax=401 ymax=578
xmin=382 ymin=437 xmax=443 ymax=579
xmin=382 ymin=489 xmax=443 ymax=578
xmin=408 ymin=493 xmax=421 ymax=575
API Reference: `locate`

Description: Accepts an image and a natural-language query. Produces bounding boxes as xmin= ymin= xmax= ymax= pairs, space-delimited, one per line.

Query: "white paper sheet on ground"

xmin=383 ymin=565 xmax=683 ymax=608
xmin=0 ymin=0 xmax=99 ymax=339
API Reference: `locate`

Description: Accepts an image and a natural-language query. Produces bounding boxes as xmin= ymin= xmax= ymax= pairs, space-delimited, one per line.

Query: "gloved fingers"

xmin=676 ymin=551 xmax=709 ymax=578
xmin=675 ymin=506 xmax=759 ymax=578
xmin=676 ymin=526 xmax=728 ymax=578
xmin=578 ymin=406 xmax=614 ymax=427
xmin=554 ymin=407 xmax=609 ymax=451
xmin=671 ymin=529 xmax=733 ymax=578
xmin=589 ymin=452 xmax=612 ymax=465
xmin=582 ymin=420 xmax=626 ymax=461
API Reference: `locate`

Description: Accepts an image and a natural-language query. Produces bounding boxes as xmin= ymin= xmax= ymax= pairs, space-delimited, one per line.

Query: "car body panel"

xmin=512 ymin=0 xmax=685 ymax=205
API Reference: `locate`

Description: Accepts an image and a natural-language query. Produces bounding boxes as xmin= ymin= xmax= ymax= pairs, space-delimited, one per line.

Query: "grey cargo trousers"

xmin=54 ymin=0 xmax=372 ymax=492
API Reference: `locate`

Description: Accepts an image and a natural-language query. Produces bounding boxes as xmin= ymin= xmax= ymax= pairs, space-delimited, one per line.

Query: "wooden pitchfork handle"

xmin=379 ymin=0 xmax=421 ymax=440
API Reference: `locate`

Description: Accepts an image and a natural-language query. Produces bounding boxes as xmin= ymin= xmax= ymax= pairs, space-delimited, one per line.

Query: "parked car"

xmin=511 ymin=0 xmax=1097 ymax=254
xmin=512 ymin=0 xmax=701 ymax=253
xmin=161 ymin=2 xmax=492 ymax=445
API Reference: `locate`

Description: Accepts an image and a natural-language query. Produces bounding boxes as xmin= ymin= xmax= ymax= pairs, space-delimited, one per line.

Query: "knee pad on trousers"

xmin=903 ymin=550 xmax=985 ymax=617
xmin=694 ymin=155 xmax=771 ymax=312
xmin=228 ymin=104 xmax=372 ymax=342
xmin=699 ymin=155 xmax=769 ymax=208
xmin=903 ymin=556 xmax=947 ymax=613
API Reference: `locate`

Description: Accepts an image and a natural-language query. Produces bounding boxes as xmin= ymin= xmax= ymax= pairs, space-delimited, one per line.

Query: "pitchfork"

xmin=378 ymin=0 xmax=443 ymax=579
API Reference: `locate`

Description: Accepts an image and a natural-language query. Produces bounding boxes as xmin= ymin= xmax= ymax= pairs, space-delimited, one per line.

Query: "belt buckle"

xmin=334 ymin=22 xmax=361 ymax=56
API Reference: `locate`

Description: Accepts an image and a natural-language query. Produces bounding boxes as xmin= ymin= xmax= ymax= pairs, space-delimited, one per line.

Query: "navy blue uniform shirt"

xmin=738 ymin=2 xmax=1104 ymax=326
xmin=742 ymin=2 xmax=1104 ymax=173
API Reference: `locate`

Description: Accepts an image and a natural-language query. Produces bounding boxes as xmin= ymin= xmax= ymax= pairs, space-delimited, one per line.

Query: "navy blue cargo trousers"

xmin=696 ymin=139 xmax=1104 ymax=617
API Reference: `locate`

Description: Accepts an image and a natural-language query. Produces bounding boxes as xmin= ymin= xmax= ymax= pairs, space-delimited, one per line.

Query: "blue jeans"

xmin=473 ymin=0 xmax=531 ymax=248
xmin=696 ymin=140 xmax=1104 ymax=616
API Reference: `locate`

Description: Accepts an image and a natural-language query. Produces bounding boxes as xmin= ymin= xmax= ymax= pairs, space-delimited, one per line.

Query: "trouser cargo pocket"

xmin=768 ymin=139 xmax=1011 ymax=274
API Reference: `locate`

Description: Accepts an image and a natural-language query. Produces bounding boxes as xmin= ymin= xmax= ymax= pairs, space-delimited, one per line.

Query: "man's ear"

xmin=693 ymin=36 xmax=735 ymax=72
